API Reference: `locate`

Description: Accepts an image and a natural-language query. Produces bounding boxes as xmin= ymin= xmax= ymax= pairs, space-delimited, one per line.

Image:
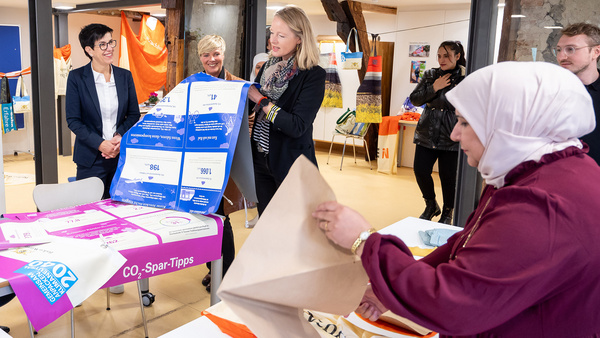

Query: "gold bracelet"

xmin=351 ymin=228 xmax=376 ymax=255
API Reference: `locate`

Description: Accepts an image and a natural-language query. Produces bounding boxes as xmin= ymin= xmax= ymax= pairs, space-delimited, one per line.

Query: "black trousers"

xmin=76 ymin=156 xmax=118 ymax=199
xmin=206 ymin=198 xmax=235 ymax=277
xmin=413 ymin=145 xmax=458 ymax=208
xmin=251 ymin=141 xmax=281 ymax=216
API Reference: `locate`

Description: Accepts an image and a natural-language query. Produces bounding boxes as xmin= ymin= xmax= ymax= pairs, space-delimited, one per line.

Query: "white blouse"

xmin=92 ymin=66 xmax=118 ymax=140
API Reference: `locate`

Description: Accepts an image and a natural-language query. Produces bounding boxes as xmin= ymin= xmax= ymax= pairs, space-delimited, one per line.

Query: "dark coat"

xmin=66 ymin=63 xmax=140 ymax=168
xmin=410 ymin=66 xmax=465 ymax=151
xmin=253 ymin=64 xmax=326 ymax=183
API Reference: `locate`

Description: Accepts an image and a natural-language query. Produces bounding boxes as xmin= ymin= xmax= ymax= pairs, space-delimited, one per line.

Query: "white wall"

xmin=390 ymin=9 xmax=470 ymax=115
xmin=68 ymin=13 xmax=140 ymax=70
xmin=308 ymin=8 xmax=470 ymax=145
xmin=0 ymin=8 xmax=139 ymax=155
xmin=0 ymin=6 xmax=32 ymax=156
xmin=309 ymin=12 xmax=398 ymax=141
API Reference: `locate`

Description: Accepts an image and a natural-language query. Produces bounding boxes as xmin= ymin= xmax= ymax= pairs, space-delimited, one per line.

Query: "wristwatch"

xmin=253 ymin=96 xmax=270 ymax=113
xmin=351 ymin=228 xmax=376 ymax=255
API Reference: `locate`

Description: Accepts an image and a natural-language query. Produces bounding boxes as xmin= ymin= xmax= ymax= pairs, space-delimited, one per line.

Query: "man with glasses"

xmin=556 ymin=23 xmax=600 ymax=164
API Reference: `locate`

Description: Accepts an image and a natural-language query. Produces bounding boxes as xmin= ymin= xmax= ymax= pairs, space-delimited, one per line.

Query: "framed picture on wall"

xmin=410 ymin=61 xmax=426 ymax=83
xmin=408 ymin=43 xmax=430 ymax=57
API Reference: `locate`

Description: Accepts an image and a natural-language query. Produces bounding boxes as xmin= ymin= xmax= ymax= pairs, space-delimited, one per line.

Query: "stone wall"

xmin=184 ymin=0 xmax=245 ymax=78
xmin=502 ymin=0 xmax=600 ymax=63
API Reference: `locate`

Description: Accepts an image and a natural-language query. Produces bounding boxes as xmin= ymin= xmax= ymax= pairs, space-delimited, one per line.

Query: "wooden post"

xmin=340 ymin=0 xmax=370 ymax=82
xmin=162 ymin=0 xmax=184 ymax=95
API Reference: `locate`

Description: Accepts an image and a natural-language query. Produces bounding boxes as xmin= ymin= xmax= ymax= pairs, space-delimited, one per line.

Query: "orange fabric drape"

xmin=118 ymin=11 xmax=167 ymax=104
xmin=53 ymin=44 xmax=71 ymax=60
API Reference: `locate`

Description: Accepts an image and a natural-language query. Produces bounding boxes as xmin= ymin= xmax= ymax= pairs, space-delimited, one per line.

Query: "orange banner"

xmin=119 ymin=11 xmax=167 ymax=104
xmin=0 ymin=67 xmax=31 ymax=78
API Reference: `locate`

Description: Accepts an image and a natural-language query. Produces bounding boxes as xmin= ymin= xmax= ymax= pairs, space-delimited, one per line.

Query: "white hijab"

xmin=446 ymin=61 xmax=595 ymax=188
xmin=250 ymin=53 xmax=269 ymax=83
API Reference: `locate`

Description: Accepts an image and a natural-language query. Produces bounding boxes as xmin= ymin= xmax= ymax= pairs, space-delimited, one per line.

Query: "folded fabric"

xmin=418 ymin=228 xmax=460 ymax=247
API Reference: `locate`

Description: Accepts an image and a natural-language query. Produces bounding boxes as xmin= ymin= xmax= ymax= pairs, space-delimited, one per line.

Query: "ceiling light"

xmin=544 ymin=26 xmax=563 ymax=29
xmin=204 ymin=1 xmax=216 ymax=4
xmin=53 ymin=2 xmax=75 ymax=10
xmin=152 ymin=13 xmax=166 ymax=17
xmin=266 ymin=6 xmax=284 ymax=10
xmin=511 ymin=14 xmax=526 ymax=18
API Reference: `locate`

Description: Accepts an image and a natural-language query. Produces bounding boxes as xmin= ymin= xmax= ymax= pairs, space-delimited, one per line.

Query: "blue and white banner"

xmin=110 ymin=73 xmax=253 ymax=214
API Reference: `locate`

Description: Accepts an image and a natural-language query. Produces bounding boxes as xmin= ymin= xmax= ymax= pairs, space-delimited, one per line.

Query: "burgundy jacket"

xmin=362 ymin=146 xmax=600 ymax=337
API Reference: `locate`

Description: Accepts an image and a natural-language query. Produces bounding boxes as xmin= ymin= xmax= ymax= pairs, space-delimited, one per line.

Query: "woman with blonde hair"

xmin=247 ymin=6 xmax=325 ymax=215
xmin=196 ymin=34 xmax=245 ymax=292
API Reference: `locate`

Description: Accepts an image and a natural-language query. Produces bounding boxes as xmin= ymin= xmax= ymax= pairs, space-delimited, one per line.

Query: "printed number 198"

xmin=149 ymin=164 xmax=160 ymax=170
xmin=200 ymin=168 xmax=211 ymax=175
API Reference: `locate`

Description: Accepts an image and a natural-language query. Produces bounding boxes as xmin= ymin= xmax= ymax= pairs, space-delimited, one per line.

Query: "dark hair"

xmin=561 ymin=23 xmax=600 ymax=46
xmin=79 ymin=23 xmax=113 ymax=60
xmin=439 ymin=40 xmax=466 ymax=68
xmin=266 ymin=26 xmax=271 ymax=51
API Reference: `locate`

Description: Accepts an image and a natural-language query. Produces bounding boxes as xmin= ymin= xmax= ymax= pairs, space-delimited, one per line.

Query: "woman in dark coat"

xmin=409 ymin=41 xmax=466 ymax=224
xmin=247 ymin=6 xmax=326 ymax=216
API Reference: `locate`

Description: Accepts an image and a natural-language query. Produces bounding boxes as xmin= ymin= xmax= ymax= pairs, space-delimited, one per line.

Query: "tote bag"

xmin=355 ymin=35 xmax=382 ymax=123
xmin=340 ymin=28 xmax=363 ymax=70
xmin=0 ymin=76 xmax=17 ymax=134
xmin=13 ymin=75 xmax=31 ymax=114
xmin=320 ymin=42 xmax=343 ymax=108
xmin=334 ymin=108 xmax=356 ymax=134
xmin=377 ymin=116 xmax=401 ymax=174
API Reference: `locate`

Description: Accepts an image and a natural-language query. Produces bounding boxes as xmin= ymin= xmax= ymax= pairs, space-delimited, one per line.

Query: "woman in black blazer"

xmin=247 ymin=6 xmax=326 ymax=215
xmin=66 ymin=24 xmax=140 ymax=200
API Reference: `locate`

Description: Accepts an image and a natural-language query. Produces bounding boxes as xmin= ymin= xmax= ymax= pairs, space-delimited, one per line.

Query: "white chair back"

xmin=33 ymin=177 xmax=104 ymax=211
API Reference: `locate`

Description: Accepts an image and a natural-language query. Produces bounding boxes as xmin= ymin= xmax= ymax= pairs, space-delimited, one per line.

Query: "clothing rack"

xmin=1 ymin=68 xmax=34 ymax=157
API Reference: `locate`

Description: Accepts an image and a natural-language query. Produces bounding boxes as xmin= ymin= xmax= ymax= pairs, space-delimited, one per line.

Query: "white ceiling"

xmin=0 ymin=0 xmax=472 ymax=15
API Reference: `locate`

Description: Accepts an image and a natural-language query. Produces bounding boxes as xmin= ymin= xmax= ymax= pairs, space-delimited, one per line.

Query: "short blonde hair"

xmin=197 ymin=34 xmax=226 ymax=56
xmin=273 ymin=6 xmax=319 ymax=70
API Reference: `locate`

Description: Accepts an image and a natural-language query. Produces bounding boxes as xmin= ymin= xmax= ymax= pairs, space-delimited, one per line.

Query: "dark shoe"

xmin=438 ymin=206 xmax=453 ymax=224
xmin=1 ymin=326 xmax=9 ymax=333
xmin=202 ymin=273 xmax=211 ymax=287
xmin=206 ymin=282 xmax=211 ymax=293
xmin=419 ymin=199 xmax=441 ymax=220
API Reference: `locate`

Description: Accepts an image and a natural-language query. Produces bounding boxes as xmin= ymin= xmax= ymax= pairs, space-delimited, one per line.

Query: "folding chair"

xmin=32 ymin=177 xmax=104 ymax=338
xmin=327 ymin=122 xmax=372 ymax=170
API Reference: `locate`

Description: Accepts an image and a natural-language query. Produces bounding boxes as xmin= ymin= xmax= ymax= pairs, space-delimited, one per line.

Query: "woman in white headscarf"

xmin=312 ymin=62 xmax=600 ymax=337
xmin=250 ymin=52 xmax=269 ymax=83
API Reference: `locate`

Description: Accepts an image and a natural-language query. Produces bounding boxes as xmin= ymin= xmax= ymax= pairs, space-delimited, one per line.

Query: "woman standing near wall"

xmin=247 ymin=6 xmax=326 ymax=215
xmin=196 ymin=34 xmax=245 ymax=292
xmin=409 ymin=41 xmax=466 ymax=224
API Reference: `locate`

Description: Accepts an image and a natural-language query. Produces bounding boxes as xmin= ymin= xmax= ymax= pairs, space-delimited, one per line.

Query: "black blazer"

xmin=66 ymin=63 xmax=141 ymax=167
xmin=254 ymin=64 xmax=326 ymax=183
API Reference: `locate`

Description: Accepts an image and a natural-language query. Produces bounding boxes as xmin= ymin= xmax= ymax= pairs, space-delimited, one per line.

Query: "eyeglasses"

xmin=95 ymin=39 xmax=117 ymax=51
xmin=553 ymin=45 xmax=596 ymax=56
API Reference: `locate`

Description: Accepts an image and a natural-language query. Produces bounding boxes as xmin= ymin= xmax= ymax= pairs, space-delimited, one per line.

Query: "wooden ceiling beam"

xmin=360 ymin=3 xmax=397 ymax=15
xmin=341 ymin=0 xmax=371 ymax=82
xmin=86 ymin=9 xmax=146 ymax=20
xmin=320 ymin=0 xmax=349 ymax=23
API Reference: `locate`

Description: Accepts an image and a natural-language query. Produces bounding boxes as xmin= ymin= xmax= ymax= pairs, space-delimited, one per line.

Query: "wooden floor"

xmin=0 ymin=150 xmax=443 ymax=337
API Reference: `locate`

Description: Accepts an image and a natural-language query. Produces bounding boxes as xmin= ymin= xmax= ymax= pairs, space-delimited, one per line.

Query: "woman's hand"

xmin=312 ymin=201 xmax=372 ymax=249
xmin=99 ymin=140 xmax=119 ymax=159
xmin=247 ymin=85 xmax=263 ymax=103
xmin=432 ymin=73 xmax=451 ymax=92
xmin=356 ymin=285 xmax=388 ymax=322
